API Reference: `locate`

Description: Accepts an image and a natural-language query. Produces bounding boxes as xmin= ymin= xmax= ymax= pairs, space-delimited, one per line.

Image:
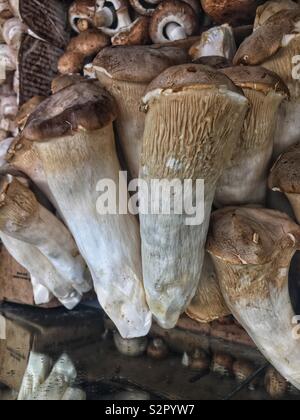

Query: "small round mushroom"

xmin=0 ymin=0 xmax=13 ymax=19
xmin=129 ymin=0 xmax=161 ymax=16
xmin=112 ymin=16 xmax=150 ymax=45
xmin=94 ymin=0 xmax=132 ymax=36
xmin=149 ymin=0 xmax=199 ymax=44
xmin=211 ymin=352 xmax=234 ymax=377
xmin=233 ymin=360 xmax=257 ymax=390
xmin=147 ymin=338 xmax=169 ymax=360
xmin=69 ymin=0 xmax=96 ymax=33
xmin=57 ymin=51 xmax=84 ymax=75
xmin=189 ymin=349 xmax=210 ymax=373
xmin=265 ymin=367 xmax=288 ymax=399
xmin=67 ymin=28 xmax=110 ymax=56
xmin=201 ymin=0 xmax=263 ymax=26
xmin=113 ymin=332 xmax=148 ymax=357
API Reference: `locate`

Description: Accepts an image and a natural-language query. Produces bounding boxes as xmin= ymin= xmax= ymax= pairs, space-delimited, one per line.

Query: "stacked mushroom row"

xmin=0 ymin=0 xmax=25 ymax=140
xmin=1 ymin=0 xmax=300 ymax=396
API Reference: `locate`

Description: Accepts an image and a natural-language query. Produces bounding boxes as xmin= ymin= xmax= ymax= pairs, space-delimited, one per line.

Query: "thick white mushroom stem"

xmin=189 ymin=24 xmax=236 ymax=62
xmin=140 ymin=64 xmax=248 ymax=329
xmin=207 ymin=207 xmax=300 ymax=390
xmin=93 ymin=45 xmax=189 ymax=179
xmin=234 ymin=9 xmax=300 ymax=157
xmin=186 ymin=253 xmax=230 ymax=323
xmin=215 ymin=66 xmax=288 ymax=207
xmin=0 ymin=175 xmax=91 ymax=294
xmin=0 ymin=232 xmax=82 ymax=308
xmin=24 ymin=81 xmax=151 ymax=339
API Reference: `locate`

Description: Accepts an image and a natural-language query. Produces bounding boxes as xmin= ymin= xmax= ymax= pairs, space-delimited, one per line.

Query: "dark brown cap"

xmin=93 ymin=45 xmax=189 ymax=83
xmin=269 ymin=143 xmax=300 ymax=194
xmin=201 ymin=0 xmax=262 ymax=26
xmin=23 ymin=80 xmax=117 ymax=142
xmin=234 ymin=9 xmax=300 ymax=65
xmin=112 ymin=17 xmax=150 ymax=46
xmin=221 ymin=66 xmax=289 ymax=96
xmin=143 ymin=63 xmax=243 ymax=99
xmin=207 ymin=207 xmax=300 ymax=265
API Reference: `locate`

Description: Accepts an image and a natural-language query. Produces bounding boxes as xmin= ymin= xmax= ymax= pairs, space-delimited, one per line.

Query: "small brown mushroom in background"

xmin=189 ymin=349 xmax=211 ymax=373
xmin=207 ymin=207 xmax=300 ymax=390
xmin=201 ymin=0 xmax=264 ymax=26
xmin=147 ymin=338 xmax=169 ymax=360
xmin=265 ymin=367 xmax=288 ymax=399
xmin=254 ymin=0 xmax=299 ymax=30
xmin=69 ymin=0 xmax=96 ymax=33
xmin=0 ymin=0 xmax=13 ymax=19
xmin=149 ymin=0 xmax=199 ymax=43
xmin=111 ymin=16 xmax=150 ymax=45
xmin=269 ymin=142 xmax=300 ymax=224
xmin=189 ymin=24 xmax=236 ymax=63
xmin=211 ymin=353 xmax=234 ymax=377
xmin=58 ymin=29 xmax=110 ymax=75
xmin=94 ymin=0 xmax=132 ymax=36
xmin=233 ymin=360 xmax=257 ymax=390
xmin=129 ymin=0 xmax=162 ymax=16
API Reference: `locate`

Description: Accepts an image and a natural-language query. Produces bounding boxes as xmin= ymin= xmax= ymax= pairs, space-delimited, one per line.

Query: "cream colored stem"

xmin=0 ymin=231 xmax=82 ymax=309
xmin=35 ymin=126 xmax=151 ymax=339
xmin=166 ymin=23 xmax=187 ymax=41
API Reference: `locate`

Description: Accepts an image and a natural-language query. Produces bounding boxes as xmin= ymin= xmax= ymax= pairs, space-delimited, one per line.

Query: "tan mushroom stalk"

xmin=139 ymin=64 xmax=248 ymax=329
xmin=58 ymin=29 xmax=110 ymax=75
xmin=0 ymin=232 xmax=83 ymax=308
xmin=186 ymin=253 xmax=230 ymax=323
xmin=0 ymin=175 xmax=91 ymax=295
xmin=207 ymin=207 xmax=300 ymax=390
xmin=149 ymin=0 xmax=199 ymax=43
xmin=215 ymin=66 xmax=288 ymax=207
xmin=24 ymin=80 xmax=151 ymax=339
xmin=234 ymin=9 xmax=300 ymax=157
xmin=94 ymin=0 xmax=132 ymax=35
xmin=69 ymin=0 xmax=96 ymax=33
xmin=94 ymin=45 xmax=188 ymax=179
xmin=269 ymin=142 xmax=300 ymax=224
xmin=189 ymin=24 xmax=236 ymax=63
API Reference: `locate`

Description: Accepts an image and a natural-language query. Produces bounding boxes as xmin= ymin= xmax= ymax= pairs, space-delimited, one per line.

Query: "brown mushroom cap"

xmin=93 ymin=44 xmax=189 ymax=83
xmin=57 ymin=51 xmax=85 ymax=75
xmin=15 ymin=96 xmax=46 ymax=130
xmin=112 ymin=16 xmax=150 ymax=46
xmin=192 ymin=55 xmax=230 ymax=67
xmin=143 ymin=63 xmax=243 ymax=100
xmin=51 ymin=74 xmax=87 ymax=94
xmin=234 ymin=9 xmax=300 ymax=65
xmin=221 ymin=65 xmax=289 ymax=96
xmin=149 ymin=0 xmax=199 ymax=44
xmin=23 ymin=81 xmax=117 ymax=142
xmin=265 ymin=367 xmax=288 ymax=399
xmin=67 ymin=29 xmax=110 ymax=56
xmin=201 ymin=0 xmax=263 ymax=26
xmin=207 ymin=207 xmax=300 ymax=266
xmin=269 ymin=143 xmax=300 ymax=194
xmin=129 ymin=0 xmax=161 ymax=16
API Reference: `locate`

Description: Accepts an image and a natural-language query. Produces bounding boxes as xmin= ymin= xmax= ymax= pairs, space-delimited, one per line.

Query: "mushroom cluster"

xmin=2 ymin=0 xmax=300 ymax=399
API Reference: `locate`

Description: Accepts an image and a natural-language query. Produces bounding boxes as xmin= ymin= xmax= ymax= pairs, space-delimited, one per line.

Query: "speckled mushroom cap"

xmin=66 ymin=29 xmax=111 ymax=56
xmin=93 ymin=45 xmax=189 ymax=83
xmin=269 ymin=143 xmax=300 ymax=194
xmin=149 ymin=0 xmax=199 ymax=44
xmin=23 ymin=80 xmax=117 ymax=142
xmin=221 ymin=66 xmax=289 ymax=96
xmin=207 ymin=207 xmax=300 ymax=266
xmin=234 ymin=9 xmax=300 ymax=65
xmin=201 ymin=0 xmax=263 ymax=26
xmin=143 ymin=63 xmax=244 ymax=102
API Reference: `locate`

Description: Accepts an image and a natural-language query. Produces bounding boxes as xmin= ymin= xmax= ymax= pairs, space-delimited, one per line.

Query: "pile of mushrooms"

xmin=2 ymin=0 xmax=300 ymax=398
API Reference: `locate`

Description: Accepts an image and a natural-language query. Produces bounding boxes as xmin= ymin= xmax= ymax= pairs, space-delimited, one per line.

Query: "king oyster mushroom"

xmin=93 ymin=45 xmax=189 ymax=179
xmin=23 ymin=80 xmax=151 ymax=339
xmin=139 ymin=64 xmax=248 ymax=329
xmin=207 ymin=206 xmax=300 ymax=390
